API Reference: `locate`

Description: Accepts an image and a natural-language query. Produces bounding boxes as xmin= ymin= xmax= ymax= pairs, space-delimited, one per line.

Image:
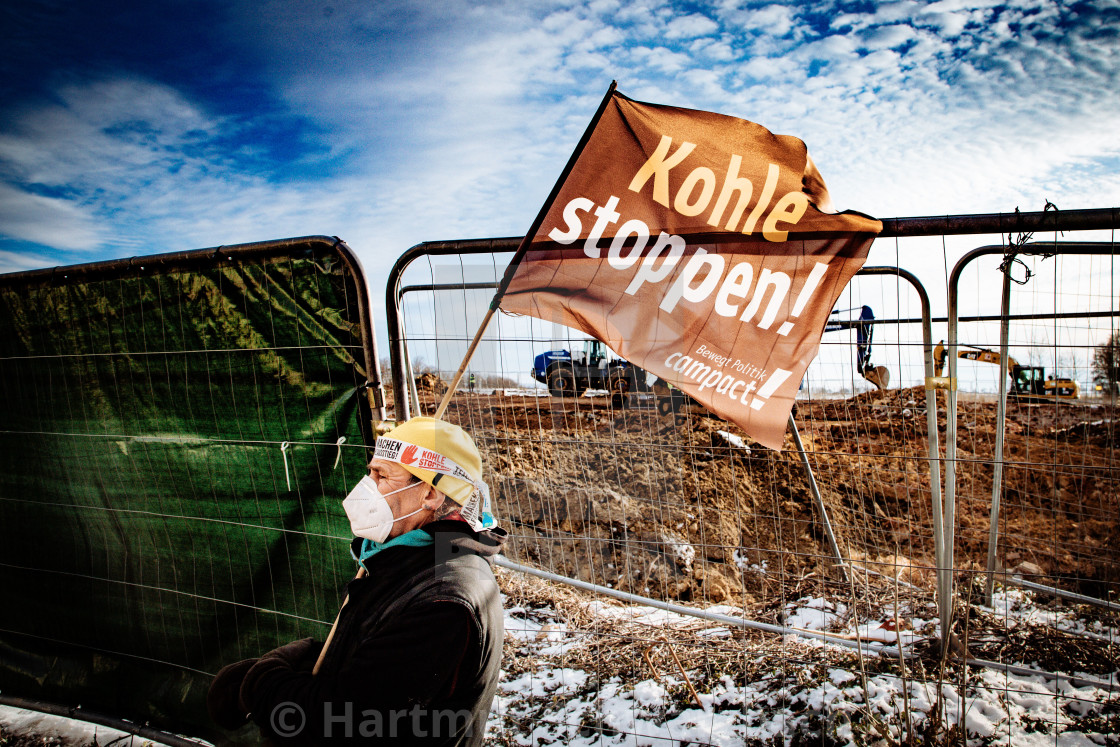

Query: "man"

xmin=208 ymin=417 xmax=506 ymax=745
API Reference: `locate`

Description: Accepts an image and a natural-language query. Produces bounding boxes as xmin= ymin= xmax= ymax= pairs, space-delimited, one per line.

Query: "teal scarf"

xmin=357 ymin=529 xmax=433 ymax=569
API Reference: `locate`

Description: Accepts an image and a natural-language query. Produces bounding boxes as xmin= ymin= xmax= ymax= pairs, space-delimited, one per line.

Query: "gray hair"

xmin=432 ymin=493 xmax=462 ymax=521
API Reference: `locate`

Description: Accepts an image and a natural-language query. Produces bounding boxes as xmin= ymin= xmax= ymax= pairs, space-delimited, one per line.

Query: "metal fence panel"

xmin=390 ymin=216 xmax=1119 ymax=745
xmin=0 ymin=237 xmax=379 ymax=743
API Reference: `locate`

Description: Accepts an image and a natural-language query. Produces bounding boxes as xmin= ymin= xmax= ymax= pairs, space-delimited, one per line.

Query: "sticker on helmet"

xmin=374 ymin=436 xmax=496 ymax=531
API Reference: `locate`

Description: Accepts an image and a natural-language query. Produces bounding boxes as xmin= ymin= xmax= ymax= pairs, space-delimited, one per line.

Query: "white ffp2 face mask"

xmin=342 ymin=475 xmax=426 ymax=543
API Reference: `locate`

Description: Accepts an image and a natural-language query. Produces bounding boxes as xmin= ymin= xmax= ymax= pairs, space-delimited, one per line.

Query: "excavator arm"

xmin=933 ymin=341 xmax=1018 ymax=377
xmin=826 ymin=305 xmax=890 ymax=391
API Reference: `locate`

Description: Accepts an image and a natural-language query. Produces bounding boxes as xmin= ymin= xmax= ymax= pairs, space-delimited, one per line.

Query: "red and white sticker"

xmin=374 ymin=437 xmax=496 ymax=531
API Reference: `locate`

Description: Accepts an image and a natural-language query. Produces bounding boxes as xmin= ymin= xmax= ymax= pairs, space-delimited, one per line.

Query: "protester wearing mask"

xmin=207 ymin=417 xmax=506 ymax=745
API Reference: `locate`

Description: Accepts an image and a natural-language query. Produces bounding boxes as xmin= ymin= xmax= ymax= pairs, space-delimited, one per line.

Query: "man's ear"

xmin=421 ymin=486 xmax=445 ymax=512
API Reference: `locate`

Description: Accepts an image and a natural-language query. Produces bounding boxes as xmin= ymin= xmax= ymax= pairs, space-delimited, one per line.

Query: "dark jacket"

xmin=232 ymin=521 xmax=506 ymax=745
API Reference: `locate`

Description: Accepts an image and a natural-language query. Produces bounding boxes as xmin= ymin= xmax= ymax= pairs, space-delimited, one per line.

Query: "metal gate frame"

xmin=945 ymin=241 xmax=1120 ymax=611
xmin=385 ymin=208 xmax=1119 ymax=420
xmin=383 ymin=209 xmax=1120 ymax=652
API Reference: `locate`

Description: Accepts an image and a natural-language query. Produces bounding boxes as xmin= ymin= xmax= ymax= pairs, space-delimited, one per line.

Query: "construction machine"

xmin=825 ymin=305 xmax=891 ymax=391
xmin=531 ymin=339 xmax=652 ymax=403
xmin=933 ymin=341 xmax=1080 ymax=400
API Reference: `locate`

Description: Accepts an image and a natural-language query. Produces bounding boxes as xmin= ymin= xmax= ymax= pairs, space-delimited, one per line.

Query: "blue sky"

xmin=2 ymin=0 xmax=1118 ymax=298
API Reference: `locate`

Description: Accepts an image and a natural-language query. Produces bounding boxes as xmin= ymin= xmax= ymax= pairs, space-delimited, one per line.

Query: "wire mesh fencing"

xmin=0 ymin=218 xmax=1115 ymax=746
xmin=946 ymin=247 xmax=1120 ymax=607
xmin=392 ymin=224 xmax=1119 ymax=745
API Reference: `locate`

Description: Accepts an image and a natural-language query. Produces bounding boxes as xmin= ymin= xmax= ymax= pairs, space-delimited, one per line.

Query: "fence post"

xmin=983 ymin=268 xmax=1013 ymax=603
xmin=943 ymin=278 xmax=962 ymax=647
xmin=787 ymin=413 xmax=849 ymax=583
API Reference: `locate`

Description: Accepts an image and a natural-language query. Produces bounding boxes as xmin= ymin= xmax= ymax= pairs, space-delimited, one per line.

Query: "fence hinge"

xmin=366 ymin=383 xmax=385 ymax=410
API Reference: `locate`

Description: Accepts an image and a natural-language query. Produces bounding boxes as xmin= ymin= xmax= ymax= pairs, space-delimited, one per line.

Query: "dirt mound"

xmin=429 ymin=389 xmax=1119 ymax=611
xmin=415 ymin=371 xmax=447 ymax=393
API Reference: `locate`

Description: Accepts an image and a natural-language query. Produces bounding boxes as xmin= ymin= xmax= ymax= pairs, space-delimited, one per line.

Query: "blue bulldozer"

xmin=531 ymin=339 xmax=652 ymax=403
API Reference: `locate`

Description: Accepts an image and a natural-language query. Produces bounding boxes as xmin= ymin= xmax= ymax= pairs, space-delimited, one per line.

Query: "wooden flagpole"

xmin=315 ymin=82 xmax=619 ymax=677
xmin=431 ymin=81 xmax=619 ymax=421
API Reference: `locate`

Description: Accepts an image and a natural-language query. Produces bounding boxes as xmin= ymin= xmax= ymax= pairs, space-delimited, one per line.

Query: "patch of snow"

xmin=987 ymin=588 xmax=1120 ymax=641
xmin=703 ymin=604 xmax=743 ymax=618
xmin=732 ymin=549 xmax=769 ymax=575
xmin=659 ymin=532 xmax=695 ymax=573
xmin=784 ymin=596 xmax=846 ymax=631
xmin=501 ymin=667 xmax=588 ymax=699
xmin=584 ymin=601 xmax=693 ymax=627
xmin=853 ymin=620 xmax=923 ymax=645
xmin=492 ymin=583 xmax=1118 ymax=746
xmin=632 ymin=680 xmax=667 ymax=707
xmin=715 ymin=429 xmax=751 ymax=453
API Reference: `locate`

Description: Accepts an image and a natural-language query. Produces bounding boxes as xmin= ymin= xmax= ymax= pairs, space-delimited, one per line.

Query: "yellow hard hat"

xmin=380 ymin=417 xmax=482 ymax=506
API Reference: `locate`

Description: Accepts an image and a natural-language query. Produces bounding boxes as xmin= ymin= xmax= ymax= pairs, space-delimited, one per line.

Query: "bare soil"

xmin=434 ymin=387 xmax=1120 ymax=612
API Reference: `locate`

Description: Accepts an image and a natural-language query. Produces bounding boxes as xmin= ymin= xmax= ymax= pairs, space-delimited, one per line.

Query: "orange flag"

xmin=500 ymin=89 xmax=881 ymax=449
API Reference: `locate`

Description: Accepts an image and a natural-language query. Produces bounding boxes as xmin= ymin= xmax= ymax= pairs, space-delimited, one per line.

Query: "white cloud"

xmin=630 ymin=45 xmax=694 ymax=74
xmin=565 ymin=50 xmax=612 ymax=69
xmin=922 ymin=0 xmax=1003 ymax=13
xmin=741 ymin=55 xmax=786 ymax=81
xmin=0 ymin=249 xmax=55 ymax=274
xmin=845 ymin=0 xmax=929 ymax=27
xmin=721 ymin=3 xmax=798 ymax=38
xmin=2 ymin=0 xmax=1118 ymax=297
xmin=0 ymin=75 xmax=384 ymax=258
xmin=0 ymin=182 xmax=102 ymax=251
xmin=664 ymin=13 xmax=720 ymax=39
xmin=860 ymin=23 xmax=916 ymax=50
xmin=0 ymin=78 xmax=225 ymax=204
xmin=689 ymin=37 xmax=735 ymax=61
xmin=916 ymin=10 xmax=969 ymax=37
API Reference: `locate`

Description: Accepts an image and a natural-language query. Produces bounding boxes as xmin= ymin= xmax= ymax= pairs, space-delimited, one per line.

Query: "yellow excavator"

xmin=933 ymin=341 xmax=1080 ymax=400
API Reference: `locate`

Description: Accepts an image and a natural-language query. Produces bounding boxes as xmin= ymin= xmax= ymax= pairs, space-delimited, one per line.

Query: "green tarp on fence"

xmin=0 ymin=237 xmax=381 ymax=743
